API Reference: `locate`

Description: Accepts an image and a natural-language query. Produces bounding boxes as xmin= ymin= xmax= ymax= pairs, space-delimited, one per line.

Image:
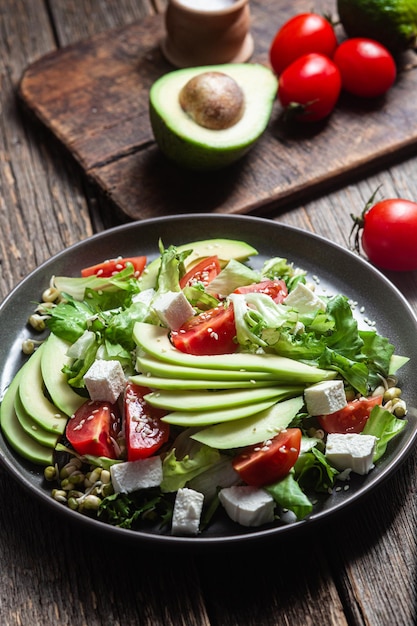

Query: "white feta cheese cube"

xmin=304 ymin=380 xmax=347 ymax=416
xmin=110 ymin=456 xmax=163 ymax=494
xmin=152 ymin=290 xmax=194 ymax=330
xmin=172 ymin=487 xmax=204 ymax=536
xmin=325 ymin=433 xmax=377 ymax=475
xmin=84 ymin=359 xmax=126 ymax=404
xmin=218 ymin=485 xmax=275 ymax=527
xmin=284 ymin=282 xmax=326 ymax=313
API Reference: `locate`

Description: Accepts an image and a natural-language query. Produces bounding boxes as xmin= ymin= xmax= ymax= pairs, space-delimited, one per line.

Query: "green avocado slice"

xmin=191 ymin=396 xmax=304 ymax=449
xmin=41 ymin=333 xmax=85 ymax=417
xmin=18 ymin=344 xmax=68 ymax=434
xmin=145 ymin=385 xmax=303 ymax=412
xmin=0 ymin=368 xmax=54 ymax=466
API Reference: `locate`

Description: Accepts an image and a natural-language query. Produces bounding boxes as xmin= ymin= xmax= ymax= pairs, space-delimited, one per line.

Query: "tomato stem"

xmin=349 ymin=186 xmax=383 ymax=254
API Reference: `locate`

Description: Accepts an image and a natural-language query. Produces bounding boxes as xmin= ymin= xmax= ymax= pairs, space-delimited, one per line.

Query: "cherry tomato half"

xmin=269 ymin=13 xmax=338 ymax=76
xmin=170 ymin=303 xmax=236 ymax=355
xmin=124 ymin=383 xmax=170 ymax=461
xmin=66 ymin=400 xmax=121 ymax=458
xmin=234 ymin=279 xmax=288 ymax=303
xmin=232 ymin=428 xmax=302 ymax=487
xmin=318 ymin=396 xmax=383 ymax=434
xmin=81 ymin=256 xmax=147 ymax=278
xmin=278 ymin=53 xmax=342 ymax=122
xmin=333 ymin=38 xmax=396 ymax=98
xmin=352 ymin=198 xmax=417 ymax=271
xmin=179 ymin=255 xmax=221 ymax=289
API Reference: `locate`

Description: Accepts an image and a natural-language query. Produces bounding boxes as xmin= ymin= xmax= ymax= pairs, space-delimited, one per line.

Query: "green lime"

xmin=337 ymin=0 xmax=417 ymax=54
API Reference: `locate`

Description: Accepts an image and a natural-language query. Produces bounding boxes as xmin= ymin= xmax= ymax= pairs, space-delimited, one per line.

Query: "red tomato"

xmin=81 ymin=256 xmax=147 ymax=278
xmin=234 ymin=279 xmax=288 ymax=303
xmin=270 ymin=13 xmax=338 ymax=76
xmin=232 ymin=428 xmax=302 ymax=487
xmin=333 ymin=38 xmax=396 ymax=98
xmin=66 ymin=400 xmax=121 ymax=458
xmin=124 ymin=383 xmax=170 ymax=462
xmin=170 ymin=304 xmax=236 ymax=355
xmin=318 ymin=395 xmax=383 ymax=434
xmin=278 ymin=53 xmax=341 ymax=122
xmin=352 ymin=198 xmax=417 ymax=271
xmin=179 ymin=255 xmax=221 ymax=289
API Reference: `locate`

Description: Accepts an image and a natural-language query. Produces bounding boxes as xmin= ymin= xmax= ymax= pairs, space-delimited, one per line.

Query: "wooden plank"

xmin=18 ymin=0 xmax=417 ymax=220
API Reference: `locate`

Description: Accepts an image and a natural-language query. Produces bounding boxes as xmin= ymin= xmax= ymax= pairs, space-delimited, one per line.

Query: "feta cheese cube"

xmin=284 ymin=282 xmax=326 ymax=313
xmin=110 ymin=456 xmax=163 ymax=494
xmin=84 ymin=359 xmax=126 ymax=403
xmin=218 ymin=485 xmax=275 ymax=527
xmin=172 ymin=487 xmax=204 ymax=536
xmin=304 ymin=380 xmax=347 ymax=416
xmin=325 ymin=433 xmax=377 ymax=475
xmin=152 ymin=290 xmax=194 ymax=330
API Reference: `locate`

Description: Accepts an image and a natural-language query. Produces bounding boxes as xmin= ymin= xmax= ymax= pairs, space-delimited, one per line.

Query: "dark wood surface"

xmin=1 ymin=1 xmax=417 ymax=624
xmin=17 ymin=0 xmax=417 ymax=220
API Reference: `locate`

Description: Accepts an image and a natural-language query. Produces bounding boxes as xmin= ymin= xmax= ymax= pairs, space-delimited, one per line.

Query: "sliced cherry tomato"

xmin=66 ymin=399 xmax=121 ymax=458
xmin=318 ymin=395 xmax=383 ymax=434
xmin=278 ymin=53 xmax=341 ymax=122
xmin=124 ymin=383 xmax=170 ymax=462
xmin=233 ymin=428 xmax=302 ymax=487
xmin=234 ymin=279 xmax=288 ymax=303
xmin=179 ymin=255 xmax=221 ymax=289
xmin=81 ymin=256 xmax=147 ymax=278
xmin=270 ymin=13 xmax=338 ymax=76
xmin=351 ymin=197 xmax=417 ymax=271
xmin=333 ymin=38 xmax=396 ymax=98
xmin=170 ymin=304 xmax=236 ymax=355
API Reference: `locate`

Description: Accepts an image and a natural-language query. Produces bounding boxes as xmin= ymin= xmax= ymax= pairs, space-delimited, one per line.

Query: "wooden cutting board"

xmin=18 ymin=0 xmax=417 ymax=221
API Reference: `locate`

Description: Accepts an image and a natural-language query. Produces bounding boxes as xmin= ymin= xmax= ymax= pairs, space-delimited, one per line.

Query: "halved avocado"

xmin=149 ymin=63 xmax=278 ymax=170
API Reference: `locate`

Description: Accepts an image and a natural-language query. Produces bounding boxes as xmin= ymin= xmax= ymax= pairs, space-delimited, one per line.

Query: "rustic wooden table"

xmin=1 ymin=1 xmax=417 ymax=624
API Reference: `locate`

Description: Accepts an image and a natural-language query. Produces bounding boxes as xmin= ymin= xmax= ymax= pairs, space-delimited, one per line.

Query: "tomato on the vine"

xmin=170 ymin=303 xmax=236 ymax=355
xmin=351 ymin=196 xmax=417 ymax=271
xmin=232 ymin=428 xmax=302 ymax=487
xmin=278 ymin=53 xmax=342 ymax=122
xmin=333 ymin=38 xmax=396 ymax=98
xmin=318 ymin=396 xmax=383 ymax=434
xmin=269 ymin=13 xmax=338 ymax=76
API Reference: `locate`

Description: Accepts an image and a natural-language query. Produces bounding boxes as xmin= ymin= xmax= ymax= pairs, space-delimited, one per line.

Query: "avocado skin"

xmin=150 ymin=105 xmax=252 ymax=170
xmin=149 ymin=63 xmax=278 ymax=171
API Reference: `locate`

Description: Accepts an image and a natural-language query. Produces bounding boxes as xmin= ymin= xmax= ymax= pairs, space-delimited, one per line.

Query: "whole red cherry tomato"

xmin=333 ymin=38 xmax=396 ymax=98
xmin=269 ymin=13 xmax=338 ymax=76
xmin=351 ymin=195 xmax=417 ymax=271
xmin=278 ymin=53 xmax=341 ymax=122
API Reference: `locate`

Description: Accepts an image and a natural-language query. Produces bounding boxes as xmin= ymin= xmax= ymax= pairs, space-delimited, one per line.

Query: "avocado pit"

xmin=179 ymin=71 xmax=245 ymax=130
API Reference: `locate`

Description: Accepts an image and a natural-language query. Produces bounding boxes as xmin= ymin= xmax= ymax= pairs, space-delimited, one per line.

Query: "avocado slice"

xmin=191 ymin=396 xmax=304 ymax=449
xmin=139 ymin=237 xmax=257 ymax=290
xmin=161 ymin=397 xmax=280 ymax=427
xmin=41 ymin=333 xmax=85 ymax=417
xmin=14 ymin=391 xmax=60 ymax=449
xmin=130 ymin=373 xmax=278 ymax=390
xmin=18 ymin=344 xmax=68 ymax=434
xmin=149 ymin=63 xmax=278 ymax=170
xmin=135 ymin=354 xmax=277 ymax=382
xmin=0 ymin=368 xmax=54 ymax=465
xmin=133 ymin=322 xmax=338 ymax=384
xmin=144 ymin=385 xmax=302 ymax=412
